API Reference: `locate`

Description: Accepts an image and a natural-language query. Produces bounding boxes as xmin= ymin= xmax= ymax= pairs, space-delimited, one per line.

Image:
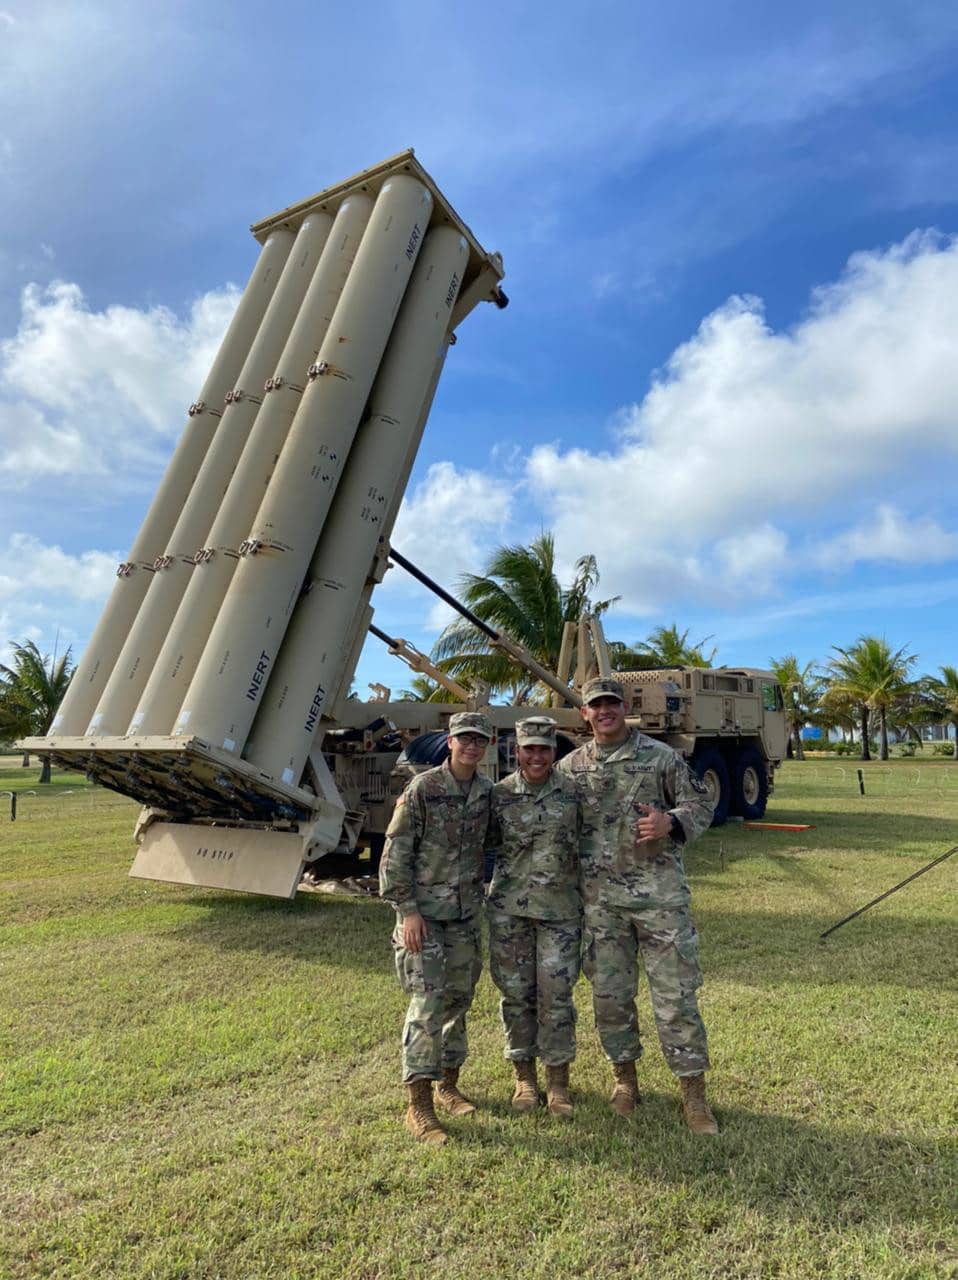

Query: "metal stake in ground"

xmin=819 ymin=845 xmax=958 ymax=941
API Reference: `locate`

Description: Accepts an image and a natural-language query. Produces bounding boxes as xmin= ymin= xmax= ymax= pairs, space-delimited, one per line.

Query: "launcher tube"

xmin=244 ymin=226 xmax=469 ymax=782
xmin=173 ymin=175 xmax=433 ymax=754
xmin=50 ymin=228 xmax=296 ymax=735
xmin=86 ymin=213 xmax=332 ymax=736
xmin=129 ymin=195 xmax=374 ymax=736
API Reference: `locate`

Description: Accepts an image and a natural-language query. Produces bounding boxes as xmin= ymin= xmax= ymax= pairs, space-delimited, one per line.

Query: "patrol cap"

xmin=448 ymin=711 xmax=493 ymax=739
xmin=581 ymin=676 xmax=626 ymax=705
xmin=515 ymin=716 xmax=558 ymax=748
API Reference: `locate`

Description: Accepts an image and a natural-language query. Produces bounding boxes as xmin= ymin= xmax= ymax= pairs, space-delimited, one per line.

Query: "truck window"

xmin=762 ymin=682 xmax=783 ymax=712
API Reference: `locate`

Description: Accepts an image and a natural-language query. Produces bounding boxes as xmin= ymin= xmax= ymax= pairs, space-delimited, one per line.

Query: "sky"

xmin=1 ymin=0 xmax=957 ymax=703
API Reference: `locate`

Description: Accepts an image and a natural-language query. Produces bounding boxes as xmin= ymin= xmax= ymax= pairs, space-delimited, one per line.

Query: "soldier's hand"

xmin=402 ymin=912 xmax=427 ymax=953
xmin=634 ymin=804 xmax=672 ymax=844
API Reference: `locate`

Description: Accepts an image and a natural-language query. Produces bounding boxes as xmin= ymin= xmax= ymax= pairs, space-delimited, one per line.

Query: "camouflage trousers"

xmin=583 ymin=903 xmax=710 ymax=1078
xmin=487 ymin=909 xmax=581 ymax=1066
xmin=392 ymin=915 xmax=482 ymax=1083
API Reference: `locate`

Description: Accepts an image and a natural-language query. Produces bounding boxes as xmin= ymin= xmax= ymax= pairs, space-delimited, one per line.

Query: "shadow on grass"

xmin=166 ymin=890 xmax=393 ymax=974
xmin=446 ymin=1087 xmax=955 ymax=1231
xmin=160 ymin=883 xmax=958 ymax=989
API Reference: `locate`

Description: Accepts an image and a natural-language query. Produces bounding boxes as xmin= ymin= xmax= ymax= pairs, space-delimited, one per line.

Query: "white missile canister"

xmin=49 ymin=227 xmax=296 ymax=736
xmin=85 ymin=214 xmax=334 ymax=737
xmin=128 ymin=193 xmax=374 ymax=737
xmin=173 ymin=174 xmax=433 ymax=754
xmin=244 ymin=225 xmax=469 ymax=783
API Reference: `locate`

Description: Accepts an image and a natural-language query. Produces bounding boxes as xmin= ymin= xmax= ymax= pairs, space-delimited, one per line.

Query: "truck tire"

xmin=691 ymin=745 xmax=730 ymax=827
xmin=732 ymin=746 xmax=768 ymax=820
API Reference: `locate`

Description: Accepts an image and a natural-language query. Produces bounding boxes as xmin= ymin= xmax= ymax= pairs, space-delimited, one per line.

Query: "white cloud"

xmin=527 ymin=231 xmax=958 ymax=612
xmin=383 ymin=461 xmax=514 ymax=629
xmin=0 ymin=279 xmax=240 ymax=489
xmin=813 ymin=505 xmax=958 ymax=570
xmin=1 ymin=533 xmax=118 ymax=600
xmin=0 ymin=533 xmax=119 ymax=665
xmin=714 ymin=524 xmax=789 ymax=588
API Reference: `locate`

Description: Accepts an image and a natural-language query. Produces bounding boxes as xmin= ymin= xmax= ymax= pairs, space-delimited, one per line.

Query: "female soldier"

xmin=487 ymin=716 xmax=582 ymax=1118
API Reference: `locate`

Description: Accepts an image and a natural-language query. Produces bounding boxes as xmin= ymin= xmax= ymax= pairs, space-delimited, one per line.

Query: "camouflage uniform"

xmin=380 ymin=753 xmax=492 ymax=1083
xmin=558 ymin=727 xmax=714 ymax=1077
xmin=487 ymin=764 xmax=582 ymax=1067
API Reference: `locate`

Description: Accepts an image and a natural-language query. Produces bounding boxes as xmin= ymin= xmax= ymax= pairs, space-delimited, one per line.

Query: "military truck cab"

xmin=612 ymin=666 xmax=786 ymax=823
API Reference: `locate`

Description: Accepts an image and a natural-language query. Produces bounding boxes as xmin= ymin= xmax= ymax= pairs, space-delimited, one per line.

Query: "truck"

xmin=20 ymin=149 xmax=787 ymax=897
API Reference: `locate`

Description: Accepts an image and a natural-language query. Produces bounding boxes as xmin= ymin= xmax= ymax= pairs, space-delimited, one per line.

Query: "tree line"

xmin=398 ymin=535 xmax=958 ymax=763
xmin=3 ymin=535 xmax=955 ymax=777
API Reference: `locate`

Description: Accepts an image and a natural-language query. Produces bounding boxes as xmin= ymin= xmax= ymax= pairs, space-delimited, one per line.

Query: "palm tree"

xmin=633 ymin=623 xmax=717 ymax=668
xmin=397 ymin=675 xmax=445 ymax=703
xmin=824 ymin=636 xmax=916 ymax=761
xmin=431 ymin=533 xmax=616 ymax=702
xmin=0 ymin=639 xmax=74 ymax=782
xmin=769 ymin=655 xmax=824 ymax=760
xmin=925 ymin=666 xmax=958 ymax=759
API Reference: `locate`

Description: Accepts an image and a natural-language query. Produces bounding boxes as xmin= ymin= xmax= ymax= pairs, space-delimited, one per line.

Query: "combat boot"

xmin=679 ymin=1073 xmax=719 ymax=1135
xmin=404 ymin=1078 xmax=448 ymax=1144
xmin=545 ymin=1063 xmax=573 ymax=1120
xmin=610 ymin=1061 xmax=640 ymax=1116
xmin=434 ymin=1066 xmax=477 ymax=1117
xmin=511 ymin=1059 xmax=539 ymax=1112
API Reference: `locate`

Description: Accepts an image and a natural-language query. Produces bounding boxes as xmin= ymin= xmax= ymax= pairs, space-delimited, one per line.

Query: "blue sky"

xmin=1 ymin=0 xmax=957 ymax=701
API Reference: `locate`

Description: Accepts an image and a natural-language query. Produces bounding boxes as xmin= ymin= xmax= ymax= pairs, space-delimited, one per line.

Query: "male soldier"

xmin=379 ymin=711 xmax=493 ymax=1145
xmin=558 ymin=676 xmax=719 ymax=1135
xmin=487 ymin=716 xmax=581 ymax=1119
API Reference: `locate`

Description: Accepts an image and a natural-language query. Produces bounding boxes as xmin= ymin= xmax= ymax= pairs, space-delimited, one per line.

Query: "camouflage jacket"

xmin=487 ymin=769 xmax=582 ymax=920
xmin=557 ymin=730 xmax=714 ymax=911
xmin=379 ymin=760 xmax=492 ymax=921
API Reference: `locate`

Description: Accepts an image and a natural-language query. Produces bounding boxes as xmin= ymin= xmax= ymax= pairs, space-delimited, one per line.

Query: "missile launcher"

xmin=21 ymin=150 xmax=788 ymax=897
xmin=22 ymin=151 xmax=510 ymax=896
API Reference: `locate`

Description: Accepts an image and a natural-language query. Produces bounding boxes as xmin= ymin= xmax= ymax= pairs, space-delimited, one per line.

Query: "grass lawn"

xmin=1 ymin=754 xmax=956 ymax=1279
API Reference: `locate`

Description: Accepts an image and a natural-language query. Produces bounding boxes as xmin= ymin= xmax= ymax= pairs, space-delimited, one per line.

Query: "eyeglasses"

xmin=454 ymin=734 xmax=488 ymax=748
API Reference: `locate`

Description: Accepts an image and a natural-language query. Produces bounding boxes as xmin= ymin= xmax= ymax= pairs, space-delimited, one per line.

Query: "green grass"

xmin=1 ymin=755 xmax=956 ymax=1279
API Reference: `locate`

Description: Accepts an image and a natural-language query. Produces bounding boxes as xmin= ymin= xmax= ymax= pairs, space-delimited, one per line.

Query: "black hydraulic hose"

xmin=819 ymin=844 xmax=957 ymax=941
xmin=369 ymin=623 xmax=400 ymax=648
xmin=388 ymin=548 xmax=498 ymax=640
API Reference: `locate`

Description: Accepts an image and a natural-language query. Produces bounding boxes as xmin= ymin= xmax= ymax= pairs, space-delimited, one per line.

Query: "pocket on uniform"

xmin=392 ymin=926 xmax=426 ymax=994
xmin=393 ymin=944 xmax=425 ymax=994
xmin=673 ymin=928 xmax=704 ymax=995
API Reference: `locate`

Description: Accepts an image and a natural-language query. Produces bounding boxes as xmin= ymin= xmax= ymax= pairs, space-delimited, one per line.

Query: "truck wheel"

xmin=732 ymin=746 xmax=768 ymax=820
xmin=691 ymin=746 xmax=730 ymax=826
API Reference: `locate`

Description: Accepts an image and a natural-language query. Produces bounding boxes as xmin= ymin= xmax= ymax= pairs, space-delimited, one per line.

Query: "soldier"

xmin=379 ymin=711 xmax=493 ymax=1145
xmin=557 ymin=676 xmax=719 ymax=1135
xmin=487 ymin=716 xmax=582 ymax=1119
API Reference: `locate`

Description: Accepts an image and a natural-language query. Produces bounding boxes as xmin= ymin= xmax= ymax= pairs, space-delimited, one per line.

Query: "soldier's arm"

xmin=664 ymin=753 xmax=715 ymax=844
xmin=378 ymin=781 xmax=425 ymax=918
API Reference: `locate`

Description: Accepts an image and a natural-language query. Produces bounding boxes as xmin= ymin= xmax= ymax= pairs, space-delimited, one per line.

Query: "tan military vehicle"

xmin=609 ymin=665 xmax=787 ymax=824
